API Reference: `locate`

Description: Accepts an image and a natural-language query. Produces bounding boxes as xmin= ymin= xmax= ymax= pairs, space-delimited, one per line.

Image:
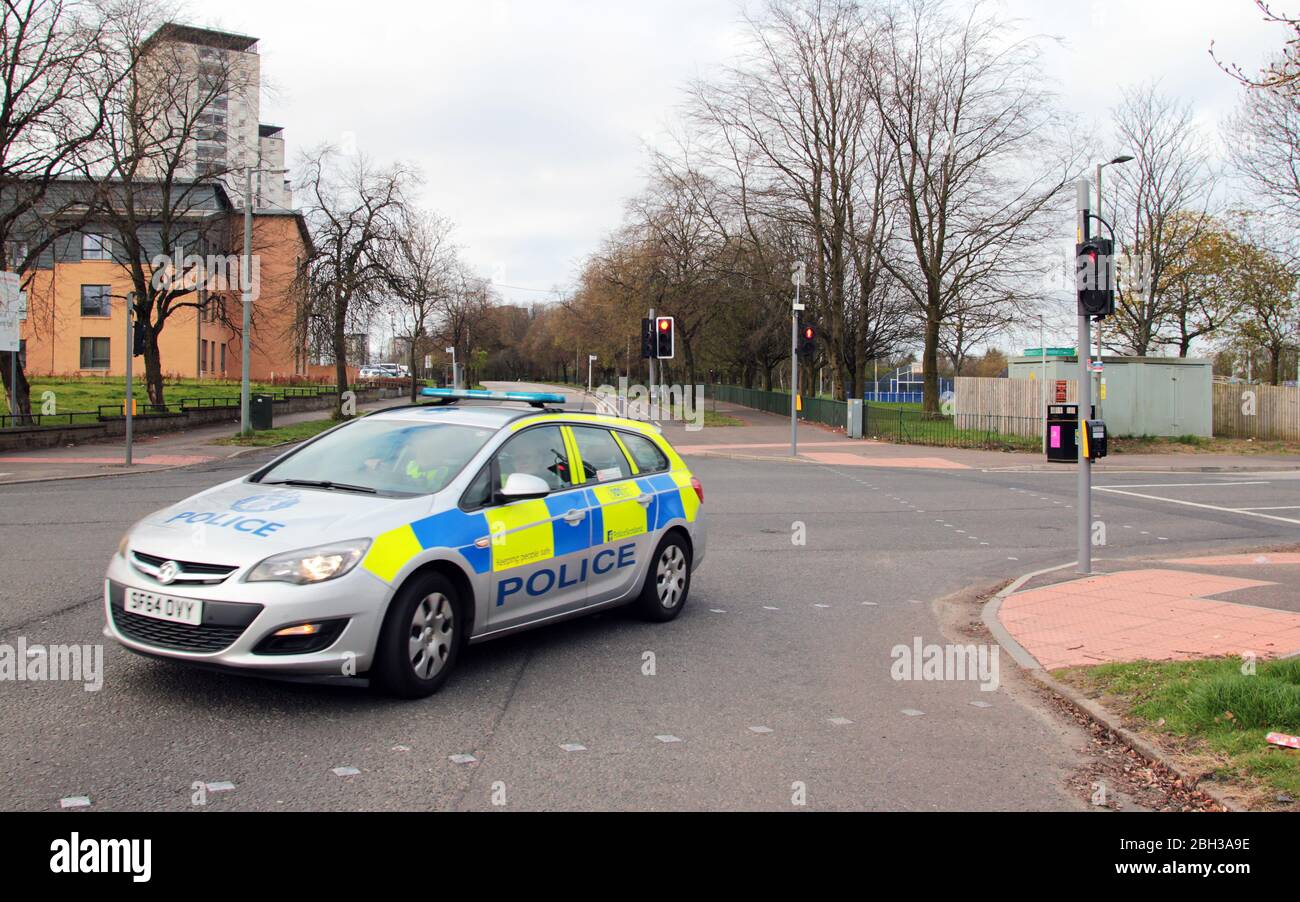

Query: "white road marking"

xmin=1101 ymin=481 xmax=1270 ymax=489
xmin=332 ymin=766 xmax=361 ymax=776
xmin=560 ymin=743 xmax=587 ymax=752
xmin=1095 ymin=486 xmax=1300 ymax=526
xmin=206 ymin=781 xmax=236 ymax=793
xmin=970 ymin=701 xmax=993 ymax=709
xmin=827 ymin=716 xmax=853 ymax=726
xmin=448 ymin=754 xmax=477 ymax=764
xmin=748 ymin=726 xmax=773 ymax=734
xmin=1236 ymin=506 xmax=1300 ymax=511
xmin=655 ymin=734 xmax=682 ymax=743
xmin=901 ymin=709 xmax=925 ymax=717
xmin=59 ymin=796 xmax=91 ymax=809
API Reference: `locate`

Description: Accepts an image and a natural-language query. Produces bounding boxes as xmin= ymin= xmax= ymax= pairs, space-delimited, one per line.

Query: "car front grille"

xmin=107 ymin=582 xmax=262 ymax=654
xmin=111 ymin=607 xmax=248 ymax=653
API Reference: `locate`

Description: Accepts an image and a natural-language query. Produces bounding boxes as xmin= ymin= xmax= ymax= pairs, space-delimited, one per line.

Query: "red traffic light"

xmin=658 ymin=318 xmax=671 ymax=331
xmin=803 ymin=326 xmax=814 ymax=339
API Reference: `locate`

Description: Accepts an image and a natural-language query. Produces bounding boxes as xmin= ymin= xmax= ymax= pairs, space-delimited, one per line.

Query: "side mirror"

xmin=498 ymin=472 xmax=551 ymax=501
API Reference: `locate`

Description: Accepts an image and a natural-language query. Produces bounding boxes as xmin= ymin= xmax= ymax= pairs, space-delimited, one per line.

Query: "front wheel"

xmin=633 ymin=533 xmax=692 ymax=622
xmin=371 ymin=572 xmax=463 ymax=699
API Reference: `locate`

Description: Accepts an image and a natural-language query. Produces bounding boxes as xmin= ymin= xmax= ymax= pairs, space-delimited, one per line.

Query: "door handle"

xmin=636 ymin=493 xmax=653 ymax=506
xmin=562 ymin=508 xmax=587 ymax=525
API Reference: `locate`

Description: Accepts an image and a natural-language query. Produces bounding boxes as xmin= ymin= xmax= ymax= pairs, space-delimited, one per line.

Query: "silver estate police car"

xmin=104 ymin=389 xmax=706 ymax=698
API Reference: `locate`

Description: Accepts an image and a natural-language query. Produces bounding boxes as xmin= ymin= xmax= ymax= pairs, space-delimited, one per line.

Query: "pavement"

xmin=994 ymin=553 xmax=1300 ymax=671
xmin=1 ymin=381 xmax=1298 ymax=811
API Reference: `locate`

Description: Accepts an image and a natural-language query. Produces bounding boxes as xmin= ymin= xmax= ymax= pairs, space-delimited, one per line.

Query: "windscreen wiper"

xmin=264 ymin=479 xmax=378 ymax=494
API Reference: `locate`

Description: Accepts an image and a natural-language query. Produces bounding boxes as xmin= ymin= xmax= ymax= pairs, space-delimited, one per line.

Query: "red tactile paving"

xmin=1171 ymin=553 xmax=1300 ymax=566
xmin=1000 ymin=568 xmax=1300 ymax=669
xmin=802 ymin=451 xmax=971 ymax=470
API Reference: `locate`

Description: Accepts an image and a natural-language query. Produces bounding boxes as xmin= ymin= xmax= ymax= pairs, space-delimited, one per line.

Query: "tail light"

xmin=690 ymin=476 xmax=703 ymax=504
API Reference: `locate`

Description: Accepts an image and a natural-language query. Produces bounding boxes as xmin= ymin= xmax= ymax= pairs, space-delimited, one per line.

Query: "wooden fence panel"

xmin=1212 ymin=383 xmax=1299 ymax=441
xmin=953 ymin=377 xmax=1077 ymax=438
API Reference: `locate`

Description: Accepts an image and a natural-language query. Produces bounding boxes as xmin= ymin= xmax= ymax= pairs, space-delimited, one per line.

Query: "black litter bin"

xmin=251 ymin=393 xmax=275 ymax=430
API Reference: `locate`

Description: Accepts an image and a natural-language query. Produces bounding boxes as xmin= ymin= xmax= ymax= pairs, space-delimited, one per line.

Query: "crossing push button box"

xmin=1084 ymin=419 xmax=1107 ymax=461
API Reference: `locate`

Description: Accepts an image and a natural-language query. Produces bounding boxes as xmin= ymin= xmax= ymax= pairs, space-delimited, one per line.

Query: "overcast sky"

xmin=199 ymin=0 xmax=1281 ymax=323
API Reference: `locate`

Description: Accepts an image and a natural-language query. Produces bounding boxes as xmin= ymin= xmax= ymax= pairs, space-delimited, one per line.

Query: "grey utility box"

xmin=847 ymin=399 xmax=863 ymax=438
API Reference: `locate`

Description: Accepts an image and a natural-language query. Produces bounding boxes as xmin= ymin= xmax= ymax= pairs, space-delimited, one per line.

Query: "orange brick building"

xmin=19 ymin=196 xmax=313 ymax=383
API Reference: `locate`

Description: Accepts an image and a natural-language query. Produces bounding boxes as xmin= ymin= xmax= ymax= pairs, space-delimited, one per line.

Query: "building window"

xmin=80 ymin=284 xmax=111 ymax=317
xmin=81 ymin=233 xmax=111 ymax=261
xmin=201 ymin=339 xmax=208 ymax=373
xmin=80 ymin=337 xmax=110 ymax=370
xmin=220 ymin=343 xmax=226 ymax=374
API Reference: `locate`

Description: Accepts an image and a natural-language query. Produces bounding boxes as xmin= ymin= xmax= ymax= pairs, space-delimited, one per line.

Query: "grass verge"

xmin=702 ymin=409 xmax=743 ymax=427
xmin=214 ymin=417 xmax=343 ymax=447
xmin=1055 ymin=656 xmax=1300 ymax=800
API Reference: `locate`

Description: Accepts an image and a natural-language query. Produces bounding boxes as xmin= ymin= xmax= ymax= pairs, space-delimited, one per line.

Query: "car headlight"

xmin=246 ymin=539 xmax=372 ymax=585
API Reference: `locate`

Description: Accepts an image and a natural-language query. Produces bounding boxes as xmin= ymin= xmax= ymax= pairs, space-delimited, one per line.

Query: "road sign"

xmin=1023 ymin=347 xmax=1076 ymax=357
xmin=0 ymin=272 xmax=20 ymax=352
xmin=1054 ymin=380 xmax=1068 ymax=403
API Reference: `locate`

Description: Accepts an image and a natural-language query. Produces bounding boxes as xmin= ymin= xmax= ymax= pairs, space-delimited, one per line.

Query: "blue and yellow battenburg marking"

xmin=362 ymin=421 xmax=698 ymax=586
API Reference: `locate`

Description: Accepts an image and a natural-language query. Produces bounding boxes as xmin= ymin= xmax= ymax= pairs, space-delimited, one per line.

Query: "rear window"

xmin=571 ymin=426 xmax=633 ymax=483
xmin=619 ymin=431 xmax=670 ymax=474
xmin=257 ymin=419 xmax=494 ymax=496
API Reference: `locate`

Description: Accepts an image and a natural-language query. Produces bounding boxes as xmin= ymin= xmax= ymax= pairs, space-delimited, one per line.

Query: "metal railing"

xmin=864 ymin=403 xmax=1041 ymax=451
xmin=702 ymin=385 xmax=1042 ymax=451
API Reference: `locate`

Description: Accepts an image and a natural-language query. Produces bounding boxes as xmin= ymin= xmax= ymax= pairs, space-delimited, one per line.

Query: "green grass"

xmin=1058 ymin=657 xmax=1300 ymax=798
xmin=213 ymin=416 xmax=344 ymax=447
xmin=1 ymin=377 xmax=328 ymax=419
xmin=701 ymin=409 xmax=743 ymax=427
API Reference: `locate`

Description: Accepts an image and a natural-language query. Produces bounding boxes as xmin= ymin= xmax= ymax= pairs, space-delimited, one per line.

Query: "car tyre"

xmin=634 ymin=532 xmax=692 ymax=622
xmin=371 ymin=571 xmax=463 ymax=699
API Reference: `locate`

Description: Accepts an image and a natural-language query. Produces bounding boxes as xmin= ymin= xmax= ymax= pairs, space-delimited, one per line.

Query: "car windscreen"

xmin=255 ymin=419 xmax=495 ymax=496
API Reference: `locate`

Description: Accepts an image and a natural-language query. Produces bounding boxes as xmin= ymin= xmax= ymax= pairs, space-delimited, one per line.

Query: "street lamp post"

xmin=1092 ymin=155 xmax=1133 ymax=417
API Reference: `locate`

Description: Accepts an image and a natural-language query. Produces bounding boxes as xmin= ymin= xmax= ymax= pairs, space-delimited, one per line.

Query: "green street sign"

xmin=1023 ymin=347 xmax=1076 ymax=357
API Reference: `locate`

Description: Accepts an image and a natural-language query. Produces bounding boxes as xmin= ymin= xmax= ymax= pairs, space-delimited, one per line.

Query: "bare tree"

xmin=78 ymin=1 xmax=247 ymax=407
xmin=298 ymin=145 xmax=413 ymax=406
xmin=1226 ymin=73 xmax=1300 ymax=234
xmin=1211 ymin=2 xmax=1300 ymax=94
xmin=1108 ymin=83 xmax=1216 ymax=356
xmin=0 ymin=0 xmax=118 ymax=419
xmin=871 ymin=0 xmax=1076 ymax=411
xmin=384 ymin=207 xmax=454 ymax=400
xmin=688 ymin=0 xmax=877 ymax=399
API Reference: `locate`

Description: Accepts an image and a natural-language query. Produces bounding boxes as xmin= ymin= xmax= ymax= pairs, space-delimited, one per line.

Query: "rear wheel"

xmin=371 ymin=572 xmax=463 ymax=698
xmin=633 ymin=532 xmax=692 ymax=622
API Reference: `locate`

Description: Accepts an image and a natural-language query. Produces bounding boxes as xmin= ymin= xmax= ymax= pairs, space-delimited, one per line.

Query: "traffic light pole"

xmin=790 ymin=279 xmax=800 ymax=457
xmin=647 ymin=307 xmax=655 ymax=420
xmin=1077 ymin=179 xmax=1092 ymax=575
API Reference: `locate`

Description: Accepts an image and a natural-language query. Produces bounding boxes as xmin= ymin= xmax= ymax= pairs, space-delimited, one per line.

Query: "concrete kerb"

xmin=980 ymin=560 xmax=1245 ymax=812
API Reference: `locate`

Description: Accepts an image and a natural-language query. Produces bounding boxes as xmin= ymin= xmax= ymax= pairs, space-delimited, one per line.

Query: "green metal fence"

xmin=703 ymin=384 xmax=846 ymax=429
xmin=863 ymin=403 xmax=1040 ymax=451
xmin=702 ymin=384 xmax=1042 ymax=451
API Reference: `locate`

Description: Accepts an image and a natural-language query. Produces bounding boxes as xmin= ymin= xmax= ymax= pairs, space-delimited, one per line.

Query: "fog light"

xmin=273 ymin=623 xmax=321 ymax=637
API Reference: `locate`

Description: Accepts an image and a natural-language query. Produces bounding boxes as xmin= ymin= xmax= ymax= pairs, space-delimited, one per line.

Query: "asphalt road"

xmin=1 ymin=429 xmax=1298 ymax=811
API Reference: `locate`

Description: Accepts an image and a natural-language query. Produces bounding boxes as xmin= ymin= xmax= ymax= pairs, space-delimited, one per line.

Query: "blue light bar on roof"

xmin=421 ymin=387 xmax=567 ymax=405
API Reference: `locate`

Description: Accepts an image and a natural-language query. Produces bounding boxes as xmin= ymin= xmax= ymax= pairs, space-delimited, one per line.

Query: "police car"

xmin=103 ymin=389 xmax=706 ymax=698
